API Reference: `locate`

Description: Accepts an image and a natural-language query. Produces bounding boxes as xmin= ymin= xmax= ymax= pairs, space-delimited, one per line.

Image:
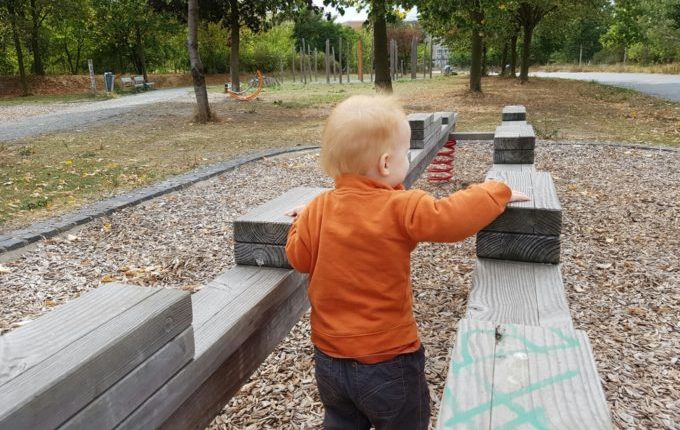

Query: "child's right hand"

xmin=285 ymin=205 xmax=306 ymax=217
xmin=509 ymin=189 xmax=530 ymax=203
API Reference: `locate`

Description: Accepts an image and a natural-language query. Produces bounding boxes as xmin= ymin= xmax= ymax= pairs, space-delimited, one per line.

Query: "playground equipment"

xmin=226 ymin=70 xmax=264 ymax=101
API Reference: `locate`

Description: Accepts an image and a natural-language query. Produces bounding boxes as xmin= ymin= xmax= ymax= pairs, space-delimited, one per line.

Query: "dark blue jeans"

xmin=314 ymin=346 xmax=430 ymax=430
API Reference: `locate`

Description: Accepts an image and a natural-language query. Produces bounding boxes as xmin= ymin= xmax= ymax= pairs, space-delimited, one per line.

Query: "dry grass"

xmin=536 ymin=63 xmax=680 ymax=75
xmin=1 ymin=75 xmax=678 ymax=229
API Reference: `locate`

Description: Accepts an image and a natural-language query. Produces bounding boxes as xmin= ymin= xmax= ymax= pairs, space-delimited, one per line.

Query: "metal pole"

xmin=411 ymin=36 xmax=417 ymax=79
xmin=326 ymin=39 xmax=330 ymax=84
xmin=429 ymin=39 xmax=433 ymax=79
xmin=346 ymin=39 xmax=350 ymax=83
xmin=339 ymin=36 xmax=343 ymax=84
xmin=358 ymin=38 xmax=364 ymax=82
xmin=332 ymin=46 xmax=336 ymax=81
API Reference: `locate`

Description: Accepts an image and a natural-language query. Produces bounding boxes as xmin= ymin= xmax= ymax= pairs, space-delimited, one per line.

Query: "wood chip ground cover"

xmin=0 ymin=143 xmax=677 ymax=429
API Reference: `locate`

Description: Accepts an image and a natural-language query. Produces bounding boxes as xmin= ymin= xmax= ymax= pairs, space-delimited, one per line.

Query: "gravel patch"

xmin=0 ymin=142 xmax=677 ymax=429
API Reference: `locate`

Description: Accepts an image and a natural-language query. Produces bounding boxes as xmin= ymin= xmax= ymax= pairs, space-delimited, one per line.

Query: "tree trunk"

xmin=469 ymin=10 xmax=484 ymax=92
xmin=500 ymin=42 xmax=508 ymax=76
xmin=187 ymin=0 xmax=211 ymax=123
xmin=481 ymin=42 xmax=488 ymax=76
xmin=520 ymin=24 xmax=534 ymax=83
xmin=29 ymin=0 xmax=44 ymax=75
xmin=372 ymin=0 xmax=392 ymax=93
xmin=229 ymin=0 xmax=240 ymax=92
xmin=136 ymin=27 xmax=148 ymax=82
xmin=509 ymin=31 xmax=518 ymax=77
xmin=7 ymin=1 xmax=30 ymax=96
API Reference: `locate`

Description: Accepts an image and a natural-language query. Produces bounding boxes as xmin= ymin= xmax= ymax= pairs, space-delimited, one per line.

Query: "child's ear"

xmin=377 ymin=152 xmax=390 ymax=177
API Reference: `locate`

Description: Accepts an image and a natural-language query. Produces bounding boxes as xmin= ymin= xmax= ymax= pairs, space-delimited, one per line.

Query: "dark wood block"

xmin=436 ymin=112 xmax=457 ymax=125
xmin=476 ymin=231 xmax=561 ymax=264
xmin=234 ymin=242 xmax=291 ymax=269
xmin=501 ymin=105 xmax=527 ymax=121
xmin=493 ymin=149 xmax=534 ymax=164
xmin=404 ymin=122 xmax=454 ymax=188
xmin=494 ymin=124 xmax=535 ymax=150
xmin=484 ymin=170 xmax=562 ymax=235
xmin=466 ymin=258 xmax=571 ymax=328
xmin=0 ymin=284 xmax=192 ymax=430
xmin=234 ymin=187 xmax=328 ymax=245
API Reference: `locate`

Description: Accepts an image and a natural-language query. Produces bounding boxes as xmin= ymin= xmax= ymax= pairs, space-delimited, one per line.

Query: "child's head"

xmin=321 ymin=95 xmax=410 ymax=186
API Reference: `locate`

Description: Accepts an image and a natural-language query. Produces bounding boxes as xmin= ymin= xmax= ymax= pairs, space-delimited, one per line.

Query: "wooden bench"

xmin=477 ymin=170 xmax=562 ymax=264
xmin=233 ymin=187 xmax=328 ymax=269
xmin=133 ymin=75 xmax=155 ymax=90
xmin=0 ymin=284 xmax=193 ymax=429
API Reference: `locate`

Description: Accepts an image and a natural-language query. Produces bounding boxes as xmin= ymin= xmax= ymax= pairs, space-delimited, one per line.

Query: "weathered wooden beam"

xmin=404 ymin=121 xmax=454 ymax=188
xmin=234 ymin=187 xmax=327 ymax=245
xmin=407 ymin=112 xmax=433 ymax=130
xmin=493 ymin=149 xmax=535 ymax=164
xmin=501 ymin=104 xmax=526 ymax=121
xmin=437 ymin=319 xmax=613 ymax=429
xmin=450 ymin=131 xmax=495 ymax=141
xmin=494 ymin=124 xmax=535 ymax=150
xmin=466 ymin=258 xmax=571 ymax=328
xmin=489 ymin=163 xmax=536 ymax=173
xmin=117 ymin=266 xmax=307 ymax=429
xmin=234 ymin=242 xmax=291 ymax=269
xmin=476 ymin=231 xmax=561 ymax=264
xmin=483 ymin=170 xmax=562 ymax=236
xmin=60 ymin=328 xmax=195 ymax=430
xmin=436 ymin=112 xmax=457 ymax=125
xmin=0 ymin=284 xmax=192 ymax=430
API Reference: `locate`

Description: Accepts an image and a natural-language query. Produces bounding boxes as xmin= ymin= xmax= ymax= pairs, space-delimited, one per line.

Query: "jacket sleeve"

xmin=285 ymin=208 xmax=312 ymax=273
xmin=404 ymin=181 xmax=512 ymax=243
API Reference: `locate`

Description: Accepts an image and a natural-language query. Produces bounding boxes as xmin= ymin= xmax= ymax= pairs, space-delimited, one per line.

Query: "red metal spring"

xmin=428 ymin=138 xmax=457 ymax=183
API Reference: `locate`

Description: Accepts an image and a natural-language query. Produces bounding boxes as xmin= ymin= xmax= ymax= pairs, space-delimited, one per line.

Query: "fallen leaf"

xmin=100 ymin=274 xmax=117 ymax=283
xmin=0 ymin=265 xmax=12 ymax=274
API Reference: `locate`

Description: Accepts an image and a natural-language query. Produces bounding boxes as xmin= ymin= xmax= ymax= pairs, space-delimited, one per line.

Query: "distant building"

xmin=433 ymin=41 xmax=450 ymax=69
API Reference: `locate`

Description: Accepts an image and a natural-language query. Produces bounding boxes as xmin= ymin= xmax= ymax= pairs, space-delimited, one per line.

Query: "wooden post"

xmin=389 ymin=39 xmax=394 ymax=80
xmin=279 ymin=57 xmax=284 ymax=83
xmin=301 ymin=39 xmax=307 ymax=84
xmin=325 ymin=39 xmax=330 ymax=84
xmin=291 ymin=46 xmax=296 ymax=82
xmin=430 ymin=39 xmax=433 ymax=79
xmin=308 ymin=45 xmax=313 ymax=82
xmin=346 ymin=39 xmax=350 ymax=83
xmin=338 ymin=36 xmax=343 ymax=84
xmin=400 ymin=60 xmax=404 ymax=79
xmin=370 ymin=42 xmax=374 ymax=82
xmin=332 ymin=46 xmax=336 ymax=81
xmin=423 ymin=39 xmax=427 ymax=79
xmin=88 ymin=59 xmax=96 ymax=94
xmin=358 ymin=39 xmax=364 ymax=82
xmin=411 ymin=37 xmax=417 ymax=80
xmin=314 ymin=48 xmax=318 ymax=81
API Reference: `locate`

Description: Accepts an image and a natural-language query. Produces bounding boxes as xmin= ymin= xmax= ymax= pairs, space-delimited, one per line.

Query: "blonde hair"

xmin=320 ymin=94 xmax=406 ymax=177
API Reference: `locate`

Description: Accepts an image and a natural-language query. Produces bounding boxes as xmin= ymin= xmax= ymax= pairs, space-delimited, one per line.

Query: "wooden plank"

xmin=489 ymin=163 xmax=536 ymax=173
xmin=501 ymin=120 xmax=528 ymax=126
xmin=436 ymin=319 xmax=496 ymax=429
xmin=410 ymin=126 xmax=439 ymax=149
xmin=484 ymin=171 xmax=562 ymax=236
xmin=161 ymin=281 xmax=309 ymax=430
xmin=493 ymin=149 xmax=535 ymax=164
xmin=117 ymin=266 xmax=307 ymax=429
xmin=404 ymin=122 xmax=453 ymax=188
xmin=234 ymin=242 xmax=291 ymax=269
xmin=0 ymin=287 xmax=191 ymax=430
xmin=233 ymin=187 xmax=327 ymax=245
xmin=467 ymin=258 xmax=572 ymax=328
xmin=0 ymin=283 xmax=156 ymax=387
xmin=476 ymin=231 xmax=561 ymax=264
xmin=502 ymin=105 xmax=526 ymax=121
xmin=494 ymin=124 xmax=535 ymax=150
xmin=410 ymin=122 xmax=440 ymax=140
xmin=60 ymin=327 xmax=195 ymax=430
xmin=437 ymin=320 xmax=613 ymax=429
xmin=450 ymin=131 xmax=494 ymax=141
xmin=407 ymin=112 xmax=433 ymax=130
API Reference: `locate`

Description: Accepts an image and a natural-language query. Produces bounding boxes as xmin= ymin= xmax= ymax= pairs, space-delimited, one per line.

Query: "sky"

xmin=311 ymin=1 xmax=419 ymax=22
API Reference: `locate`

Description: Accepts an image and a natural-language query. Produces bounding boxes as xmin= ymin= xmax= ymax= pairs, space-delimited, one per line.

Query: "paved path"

xmin=531 ymin=72 xmax=680 ymax=103
xmin=0 ymin=87 xmax=192 ymax=143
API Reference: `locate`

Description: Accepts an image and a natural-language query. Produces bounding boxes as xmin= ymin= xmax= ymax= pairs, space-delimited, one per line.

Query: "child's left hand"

xmin=285 ymin=205 xmax=306 ymax=217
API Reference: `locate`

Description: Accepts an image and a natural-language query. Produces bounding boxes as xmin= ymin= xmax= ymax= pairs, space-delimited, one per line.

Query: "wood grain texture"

xmin=410 ymin=123 xmax=439 ymax=140
xmin=494 ymin=124 xmax=536 ymax=150
xmin=117 ymin=266 xmax=307 ymax=429
xmin=0 ymin=283 xmax=156 ymax=387
xmin=404 ymin=122 xmax=454 ymax=189
xmin=233 ymin=187 xmax=327 ymax=245
xmin=161 ymin=283 xmax=309 ymax=430
xmin=493 ymin=149 xmax=535 ymax=164
xmin=234 ymin=242 xmax=291 ymax=269
xmin=0 ymin=287 xmax=191 ymax=430
xmin=502 ymin=105 xmax=526 ymax=121
xmin=407 ymin=112 xmax=433 ymax=129
xmin=60 ymin=327 xmax=195 ymax=430
xmin=489 ymin=163 xmax=536 ymax=173
xmin=484 ymin=170 xmax=562 ymax=235
xmin=476 ymin=231 xmax=561 ymax=264
xmin=437 ymin=319 xmax=613 ymax=429
xmin=466 ymin=258 xmax=572 ymax=328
